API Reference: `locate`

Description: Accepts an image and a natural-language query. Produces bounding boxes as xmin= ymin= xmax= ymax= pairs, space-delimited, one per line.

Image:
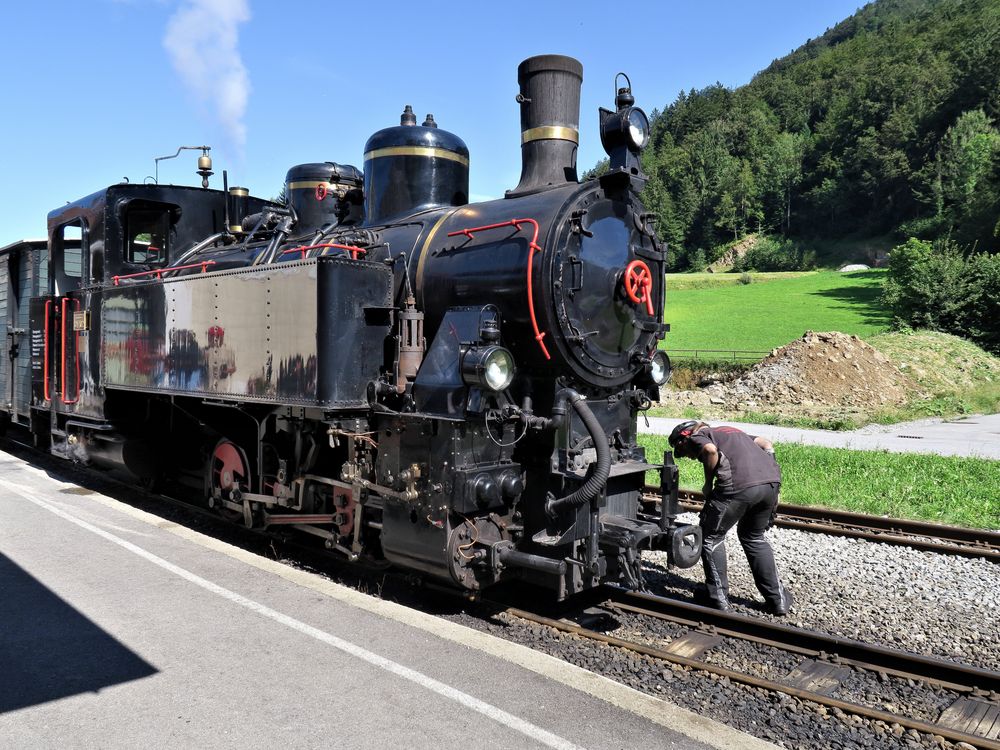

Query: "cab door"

xmin=42 ymin=220 xmax=87 ymax=410
xmin=57 ymin=294 xmax=82 ymax=405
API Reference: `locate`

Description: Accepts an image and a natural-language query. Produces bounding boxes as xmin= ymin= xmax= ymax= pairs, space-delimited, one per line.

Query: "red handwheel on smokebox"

xmin=624 ymin=259 xmax=655 ymax=316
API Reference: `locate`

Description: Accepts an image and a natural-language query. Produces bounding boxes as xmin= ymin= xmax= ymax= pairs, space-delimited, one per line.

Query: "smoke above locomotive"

xmin=5 ymin=54 xmax=699 ymax=600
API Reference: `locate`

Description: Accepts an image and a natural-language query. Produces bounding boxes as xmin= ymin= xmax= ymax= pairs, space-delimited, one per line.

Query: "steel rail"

xmin=609 ymin=589 xmax=1000 ymax=693
xmin=504 ymin=588 xmax=1000 ymax=750
xmin=643 ymin=485 xmax=1000 ymax=562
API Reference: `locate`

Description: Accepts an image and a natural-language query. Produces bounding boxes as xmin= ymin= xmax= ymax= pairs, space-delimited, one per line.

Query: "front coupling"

xmin=666 ymin=523 xmax=702 ymax=568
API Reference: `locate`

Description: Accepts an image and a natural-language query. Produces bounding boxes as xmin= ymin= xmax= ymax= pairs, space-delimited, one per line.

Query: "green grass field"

xmin=663 ymin=270 xmax=890 ymax=354
xmin=639 ymin=435 xmax=999 ymax=529
xmin=666 ymin=271 xmax=814 ymax=291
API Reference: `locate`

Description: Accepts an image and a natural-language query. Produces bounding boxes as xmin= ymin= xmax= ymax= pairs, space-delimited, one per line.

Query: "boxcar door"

xmin=0 ymin=245 xmax=29 ymax=421
xmin=16 ymin=244 xmax=47 ymax=425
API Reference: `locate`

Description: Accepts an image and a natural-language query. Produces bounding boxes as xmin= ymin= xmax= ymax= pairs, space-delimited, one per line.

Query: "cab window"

xmin=125 ymin=205 xmax=173 ymax=266
xmin=52 ymin=220 xmax=87 ymax=295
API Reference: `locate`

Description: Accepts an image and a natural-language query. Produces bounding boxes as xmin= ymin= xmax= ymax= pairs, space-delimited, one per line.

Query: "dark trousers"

xmin=699 ymin=482 xmax=782 ymax=606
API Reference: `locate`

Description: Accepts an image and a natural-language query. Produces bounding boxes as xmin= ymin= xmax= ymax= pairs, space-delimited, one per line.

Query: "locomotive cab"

xmin=28 ymin=183 xmax=272 ymax=447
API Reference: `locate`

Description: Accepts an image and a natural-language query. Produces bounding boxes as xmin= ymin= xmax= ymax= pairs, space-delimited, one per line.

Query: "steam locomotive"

xmin=0 ymin=55 xmax=701 ymax=599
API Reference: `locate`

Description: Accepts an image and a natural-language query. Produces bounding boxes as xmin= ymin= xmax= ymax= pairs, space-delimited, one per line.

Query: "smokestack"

xmin=508 ymin=55 xmax=583 ymax=197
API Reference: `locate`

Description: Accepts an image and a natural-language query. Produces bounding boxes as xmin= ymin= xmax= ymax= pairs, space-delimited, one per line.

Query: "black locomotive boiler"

xmin=0 ymin=55 xmax=701 ymax=599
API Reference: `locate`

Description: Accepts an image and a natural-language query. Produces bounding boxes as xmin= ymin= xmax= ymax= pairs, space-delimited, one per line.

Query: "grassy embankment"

xmin=865 ymin=330 xmax=1000 ymax=423
xmin=638 ymin=434 xmax=1000 ymax=530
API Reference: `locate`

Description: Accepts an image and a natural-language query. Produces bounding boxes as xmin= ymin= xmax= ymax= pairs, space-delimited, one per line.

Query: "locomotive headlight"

xmin=626 ymin=108 xmax=650 ymax=150
xmin=462 ymin=346 xmax=515 ymax=391
xmin=600 ymin=105 xmax=651 ymax=156
xmin=649 ymin=349 xmax=671 ymax=386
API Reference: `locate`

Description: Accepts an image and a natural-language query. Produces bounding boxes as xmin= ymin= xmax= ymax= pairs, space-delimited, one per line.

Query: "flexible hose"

xmin=546 ymin=390 xmax=611 ymax=516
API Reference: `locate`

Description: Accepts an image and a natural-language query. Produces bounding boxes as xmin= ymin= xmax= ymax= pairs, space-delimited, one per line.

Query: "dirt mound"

xmin=662 ymin=331 xmax=921 ymax=419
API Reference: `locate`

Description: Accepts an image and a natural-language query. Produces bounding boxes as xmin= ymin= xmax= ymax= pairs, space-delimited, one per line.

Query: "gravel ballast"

xmin=442 ymin=521 xmax=1000 ymax=750
xmin=643 ymin=516 xmax=1000 ymax=671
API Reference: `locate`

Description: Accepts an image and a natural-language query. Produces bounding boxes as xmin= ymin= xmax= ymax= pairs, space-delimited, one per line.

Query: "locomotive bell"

xmin=508 ymin=54 xmax=583 ymax=197
xmin=196 ymin=152 xmax=214 ymax=188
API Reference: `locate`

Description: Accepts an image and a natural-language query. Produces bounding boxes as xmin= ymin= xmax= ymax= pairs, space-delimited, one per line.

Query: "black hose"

xmin=546 ymin=389 xmax=611 ymax=517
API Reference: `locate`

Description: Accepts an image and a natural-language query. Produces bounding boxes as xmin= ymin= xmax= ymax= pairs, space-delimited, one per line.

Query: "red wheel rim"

xmin=212 ymin=440 xmax=247 ymax=492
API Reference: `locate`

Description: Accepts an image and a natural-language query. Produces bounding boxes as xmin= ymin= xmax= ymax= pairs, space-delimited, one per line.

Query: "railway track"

xmin=505 ymin=587 xmax=1000 ymax=749
xmin=643 ymin=485 xmax=1000 ymax=562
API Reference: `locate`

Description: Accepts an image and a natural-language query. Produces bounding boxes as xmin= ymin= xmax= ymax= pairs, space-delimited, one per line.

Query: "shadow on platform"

xmin=0 ymin=553 xmax=158 ymax=713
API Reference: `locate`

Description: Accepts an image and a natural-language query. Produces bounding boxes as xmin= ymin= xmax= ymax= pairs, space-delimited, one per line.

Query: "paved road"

xmin=643 ymin=414 xmax=1000 ymax=459
xmin=0 ymin=448 xmax=776 ymax=750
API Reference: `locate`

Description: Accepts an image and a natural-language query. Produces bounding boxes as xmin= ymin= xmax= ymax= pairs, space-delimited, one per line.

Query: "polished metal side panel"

xmin=99 ymin=257 xmax=392 ymax=408
xmin=102 ymin=261 xmax=321 ymax=404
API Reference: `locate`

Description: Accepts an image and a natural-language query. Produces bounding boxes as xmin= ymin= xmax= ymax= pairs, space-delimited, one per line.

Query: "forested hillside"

xmin=626 ymin=0 xmax=1000 ymax=270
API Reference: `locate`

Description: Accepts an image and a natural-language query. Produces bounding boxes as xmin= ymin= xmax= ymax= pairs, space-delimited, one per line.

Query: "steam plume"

xmin=164 ymin=0 xmax=251 ymax=151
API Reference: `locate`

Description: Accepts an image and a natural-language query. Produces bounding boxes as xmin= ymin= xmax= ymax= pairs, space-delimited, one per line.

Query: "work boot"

xmin=694 ymin=585 xmax=732 ymax=612
xmin=766 ymin=586 xmax=793 ymax=616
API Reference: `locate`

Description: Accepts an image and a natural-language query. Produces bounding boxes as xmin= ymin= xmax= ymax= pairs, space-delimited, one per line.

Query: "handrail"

xmin=278 ymin=243 xmax=367 ymax=261
xmin=112 ymin=261 xmax=217 ymax=286
xmin=43 ymin=300 xmax=52 ymax=401
xmin=446 ymin=218 xmax=550 ymax=360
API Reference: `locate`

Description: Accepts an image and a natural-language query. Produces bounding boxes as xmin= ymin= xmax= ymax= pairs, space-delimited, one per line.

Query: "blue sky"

xmin=1 ymin=1 xmax=864 ymax=243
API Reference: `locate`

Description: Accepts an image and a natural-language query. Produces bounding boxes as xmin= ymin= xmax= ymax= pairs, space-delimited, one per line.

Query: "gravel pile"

xmin=660 ymin=331 xmax=924 ymax=421
xmin=442 ymin=522 xmax=1000 ymax=750
xmin=712 ymin=331 xmax=918 ymax=417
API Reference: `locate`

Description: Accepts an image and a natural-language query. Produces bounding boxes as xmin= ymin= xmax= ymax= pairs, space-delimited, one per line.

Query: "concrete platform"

xmin=643 ymin=414 xmax=1000 ymax=459
xmin=0 ymin=448 xmax=777 ymax=750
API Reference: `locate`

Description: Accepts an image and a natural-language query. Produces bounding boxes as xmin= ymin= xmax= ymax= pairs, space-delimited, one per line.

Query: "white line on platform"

xmin=2 ymin=479 xmax=585 ymax=750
